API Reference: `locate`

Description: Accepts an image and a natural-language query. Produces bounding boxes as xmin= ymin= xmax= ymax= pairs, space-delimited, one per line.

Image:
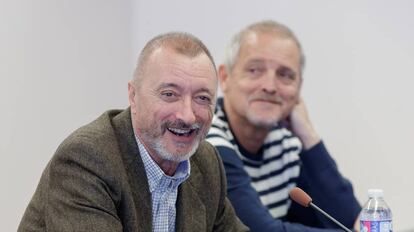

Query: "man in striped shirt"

xmin=206 ymin=20 xmax=361 ymax=232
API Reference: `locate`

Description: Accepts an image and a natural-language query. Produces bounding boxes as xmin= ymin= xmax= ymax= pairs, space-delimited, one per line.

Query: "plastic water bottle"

xmin=360 ymin=189 xmax=393 ymax=232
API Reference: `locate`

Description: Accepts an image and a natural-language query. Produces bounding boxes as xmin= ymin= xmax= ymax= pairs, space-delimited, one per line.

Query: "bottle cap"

xmin=368 ymin=189 xmax=384 ymax=198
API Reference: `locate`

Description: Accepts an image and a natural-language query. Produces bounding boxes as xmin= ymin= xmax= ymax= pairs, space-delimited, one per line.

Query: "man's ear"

xmin=218 ymin=64 xmax=229 ymax=92
xmin=128 ymin=82 xmax=137 ymax=114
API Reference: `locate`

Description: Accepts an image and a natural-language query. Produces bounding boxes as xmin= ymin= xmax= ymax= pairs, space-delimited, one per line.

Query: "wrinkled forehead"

xmin=142 ymin=48 xmax=218 ymax=93
xmin=239 ymin=33 xmax=301 ymax=68
xmin=241 ymin=32 xmax=300 ymax=54
xmin=148 ymin=47 xmax=215 ymax=73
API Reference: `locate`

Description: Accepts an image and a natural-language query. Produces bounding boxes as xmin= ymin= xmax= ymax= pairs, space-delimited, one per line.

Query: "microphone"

xmin=289 ymin=187 xmax=353 ymax=232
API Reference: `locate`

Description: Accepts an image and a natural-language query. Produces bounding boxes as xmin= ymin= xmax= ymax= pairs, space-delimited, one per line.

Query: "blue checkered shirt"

xmin=135 ymin=136 xmax=190 ymax=232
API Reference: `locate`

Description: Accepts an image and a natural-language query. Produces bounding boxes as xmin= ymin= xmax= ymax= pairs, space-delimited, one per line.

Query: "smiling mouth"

xmin=167 ymin=127 xmax=198 ymax=137
xmin=254 ymin=99 xmax=281 ymax=105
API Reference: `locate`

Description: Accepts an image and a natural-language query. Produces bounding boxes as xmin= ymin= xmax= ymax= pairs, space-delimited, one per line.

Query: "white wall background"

xmin=1 ymin=0 xmax=413 ymax=231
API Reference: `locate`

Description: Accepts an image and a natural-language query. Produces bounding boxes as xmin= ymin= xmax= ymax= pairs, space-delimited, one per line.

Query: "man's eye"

xmin=277 ymin=68 xmax=296 ymax=83
xmin=195 ymin=95 xmax=211 ymax=105
xmin=160 ymin=91 xmax=178 ymax=101
xmin=248 ymin=67 xmax=263 ymax=74
xmin=162 ymin=92 xmax=174 ymax=97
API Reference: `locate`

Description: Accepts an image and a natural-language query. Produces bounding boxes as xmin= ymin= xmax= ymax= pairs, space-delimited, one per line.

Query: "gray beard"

xmin=246 ymin=110 xmax=278 ymax=128
xmin=151 ymin=136 xmax=199 ymax=162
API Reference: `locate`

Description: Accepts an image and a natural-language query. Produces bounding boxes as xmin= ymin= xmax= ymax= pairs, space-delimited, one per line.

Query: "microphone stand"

xmin=309 ymin=202 xmax=353 ymax=232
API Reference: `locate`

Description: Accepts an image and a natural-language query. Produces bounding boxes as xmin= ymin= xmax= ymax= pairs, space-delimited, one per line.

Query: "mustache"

xmin=250 ymin=94 xmax=283 ymax=104
xmin=162 ymin=119 xmax=201 ymax=130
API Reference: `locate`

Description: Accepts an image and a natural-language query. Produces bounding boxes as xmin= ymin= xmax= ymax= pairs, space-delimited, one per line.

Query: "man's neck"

xmin=223 ymin=101 xmax=270 ymax=154
xmin=149 ymin=153 xmax=179 ymax=176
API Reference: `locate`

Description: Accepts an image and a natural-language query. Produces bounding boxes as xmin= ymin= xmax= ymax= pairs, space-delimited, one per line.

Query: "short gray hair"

xmin=133 ymin=32 xmax=216 ymax=85
xmin=224 ymin=20 xmax=305 ymax=75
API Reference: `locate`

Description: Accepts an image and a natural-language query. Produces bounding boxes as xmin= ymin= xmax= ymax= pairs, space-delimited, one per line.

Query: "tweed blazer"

xmin=18 ymin=108 xmax=248 ymax=232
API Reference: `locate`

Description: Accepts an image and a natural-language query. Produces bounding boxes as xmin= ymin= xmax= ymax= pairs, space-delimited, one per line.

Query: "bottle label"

xmin=360 ymin=220 xmax=392 ymax=232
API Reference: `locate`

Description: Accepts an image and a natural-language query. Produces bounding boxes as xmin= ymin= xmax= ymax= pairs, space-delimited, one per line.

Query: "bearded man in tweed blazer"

xmin=18 ymin=32 xmax=248 ymax=232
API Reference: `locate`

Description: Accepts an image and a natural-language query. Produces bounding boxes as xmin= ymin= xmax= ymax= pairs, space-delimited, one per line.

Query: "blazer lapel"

xmin=175 ymin=162 xmax=206 ymax=232
xmin=111 ymin=108 xmax=208 ymax=231
xmin=111 ymin=108 xmax=153 ymax=231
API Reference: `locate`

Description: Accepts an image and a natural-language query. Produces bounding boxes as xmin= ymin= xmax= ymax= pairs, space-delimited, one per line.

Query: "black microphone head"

xmin=289 ymin=187 xmax=312 ymax=207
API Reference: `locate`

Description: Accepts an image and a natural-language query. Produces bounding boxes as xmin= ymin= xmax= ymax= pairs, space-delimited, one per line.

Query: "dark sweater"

xmin=207 ymin=100 xmax=361 ymax=232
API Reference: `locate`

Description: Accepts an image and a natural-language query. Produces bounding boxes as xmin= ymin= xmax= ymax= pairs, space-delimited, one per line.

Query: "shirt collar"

xmin=135 ymin=135 xmax=190 ymax=193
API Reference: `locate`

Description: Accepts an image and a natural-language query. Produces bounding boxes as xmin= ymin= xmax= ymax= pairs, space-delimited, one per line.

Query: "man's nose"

xmin=176 ymin=97 xmax=196 ymax=124
xmin=262 ymin=71 xmax=277 ymax=94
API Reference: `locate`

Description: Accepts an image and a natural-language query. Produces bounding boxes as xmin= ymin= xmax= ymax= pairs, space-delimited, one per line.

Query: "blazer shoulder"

xmin=49 ymin=109 xmax=128 ymax=185
xmin=57 ymin=109 xmax=123 ymax=154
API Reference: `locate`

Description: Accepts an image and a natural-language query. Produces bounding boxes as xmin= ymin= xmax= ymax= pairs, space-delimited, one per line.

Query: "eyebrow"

xmin=246 ymin=58 xmax=297 ymax=74
xmin=156 ymin=82 xmax=181 ymax=92
xmin=197 ymin=87 xmax=214 ymax=97
xmin=245 ymin=59 xmax=266 ymax=65
xmin=156 ymin=83 xmax=214 ymax=96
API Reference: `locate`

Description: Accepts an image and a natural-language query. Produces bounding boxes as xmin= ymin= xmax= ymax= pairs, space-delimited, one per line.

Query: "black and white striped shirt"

xmin=206 ymin=99 xmax=302 ymax=218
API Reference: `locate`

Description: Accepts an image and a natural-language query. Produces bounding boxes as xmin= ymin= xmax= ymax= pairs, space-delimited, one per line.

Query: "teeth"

xmin=169 ymin=128 xmax=191 ymax=134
